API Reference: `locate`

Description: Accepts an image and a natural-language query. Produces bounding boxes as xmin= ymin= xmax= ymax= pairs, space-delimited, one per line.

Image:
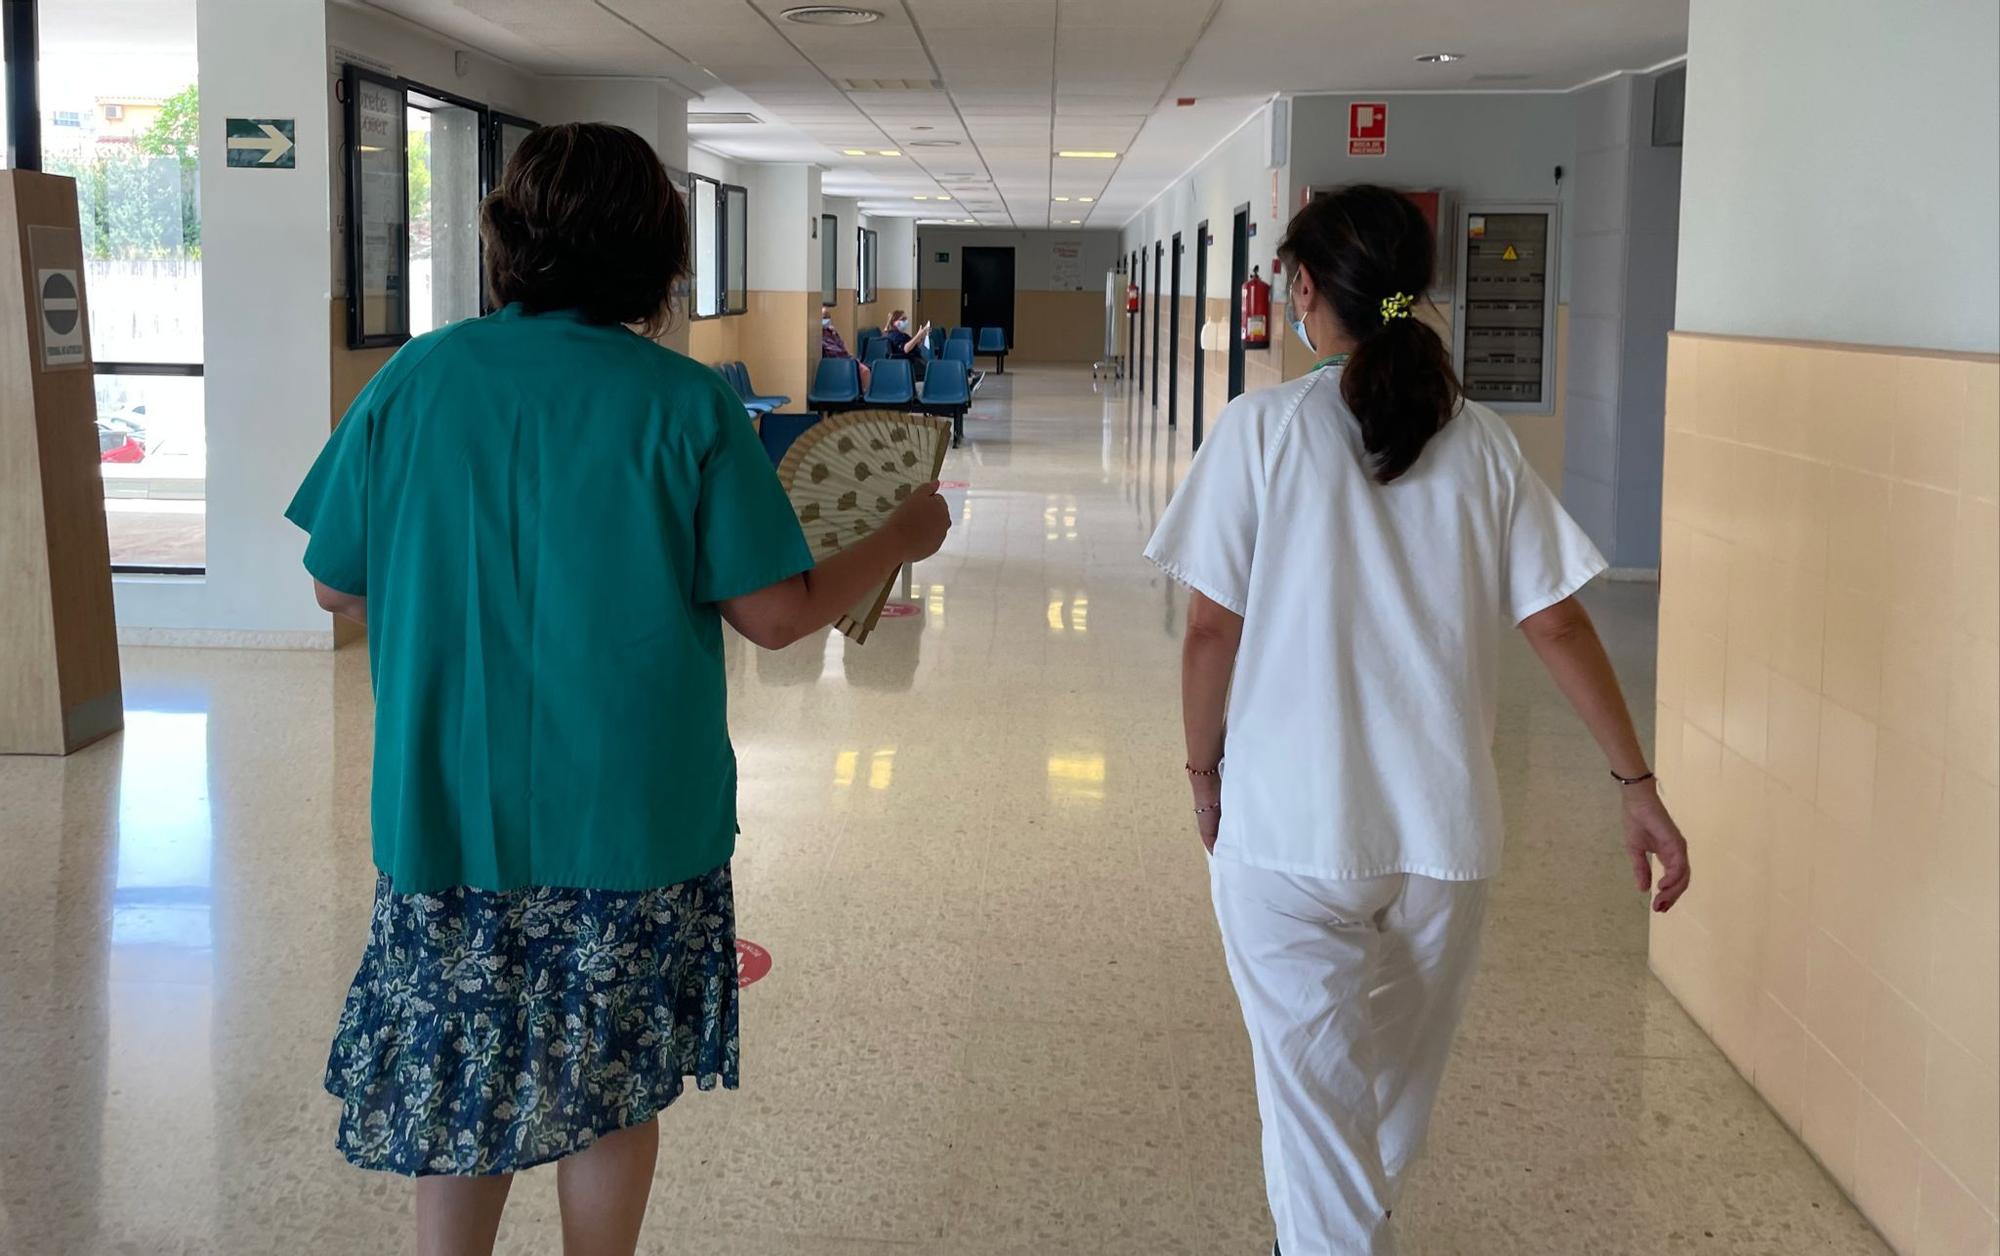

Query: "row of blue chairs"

xmin=855 ymin=325 xmax=1009 ymax=372
xmin=714 ymin=361 xmax=790 ymax=415
xmin=807 ymin=357 xmax=975 ymax=447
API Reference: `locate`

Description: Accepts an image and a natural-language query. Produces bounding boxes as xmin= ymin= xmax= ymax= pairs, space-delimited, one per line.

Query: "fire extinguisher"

xmin=1241 ymin=265 xmax=1271 ymax=348
xmin=1125 ymin=279 xmax=1140 ymax=314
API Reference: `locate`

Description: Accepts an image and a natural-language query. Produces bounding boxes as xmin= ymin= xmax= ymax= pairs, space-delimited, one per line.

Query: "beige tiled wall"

xmin=1652 ymin=331 xmax=2000 ymax=1255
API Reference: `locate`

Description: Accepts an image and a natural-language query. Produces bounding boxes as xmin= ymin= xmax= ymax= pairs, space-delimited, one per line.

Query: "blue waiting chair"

xmin=863 ymin=357 xmax=916 ymax=407
xmin=716 ymin=363 xmax=768 ymax=416
xmin=757 ymin=412 xmax=822 ymax=465
xmin=919 ymin=360 xmax=972 ymax=448
xmin=941 ymin=339 xmax=974 ymax=367
xmin=863 ymin=336 xmax=892 ymax=363
xmin=947 ymin=326 xmax=974 ymax=344
xmin=926 ymin=328 xmax=946 ymax=358
xmin=807 ymin=357 xmax=863 ymax=414
xmin=855 ymin=328 xmax=882 ymax=359
xmin=735 ymin=362 xmax=790 ymax=411
xmin=976 ymin=326 xmax=1009 ymax=374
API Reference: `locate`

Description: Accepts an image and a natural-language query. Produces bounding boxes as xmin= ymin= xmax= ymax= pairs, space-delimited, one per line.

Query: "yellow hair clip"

xmin=1380 ymin=292 xmax=1415 ymax=323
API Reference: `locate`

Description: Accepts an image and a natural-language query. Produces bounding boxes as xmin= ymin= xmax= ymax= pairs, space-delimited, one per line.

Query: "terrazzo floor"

xmin=0 ymin=367 xmax=1889 ymax=1254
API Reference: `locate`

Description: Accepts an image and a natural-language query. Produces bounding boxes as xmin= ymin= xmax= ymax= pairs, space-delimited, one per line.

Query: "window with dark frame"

xmin=342 ymin=63 xmax=543 ymax=348
xmin=819 ymin=212 xmax=838 ymax=307
xmin=856 ymin=225 xmax=878 ymax=305
xmin=687 ymin=174 xmax=747 ymax=320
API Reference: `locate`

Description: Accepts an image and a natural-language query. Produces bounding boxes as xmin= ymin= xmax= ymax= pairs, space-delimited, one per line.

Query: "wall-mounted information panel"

xmin=1453 ymin=204 xmax=1557 ymax=410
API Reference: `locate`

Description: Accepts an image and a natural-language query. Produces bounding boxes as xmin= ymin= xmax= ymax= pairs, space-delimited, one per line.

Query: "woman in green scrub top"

xmin=287 ymin=122 xmax=949 ymax=1256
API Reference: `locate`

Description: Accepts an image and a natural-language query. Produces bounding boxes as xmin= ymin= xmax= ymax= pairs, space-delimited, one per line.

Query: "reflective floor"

xmin=1 ymin=368 xmax=1889 ymax=1255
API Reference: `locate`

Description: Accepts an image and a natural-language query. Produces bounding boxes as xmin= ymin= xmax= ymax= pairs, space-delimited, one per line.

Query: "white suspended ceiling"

xmin=358 ymin=0 xmax=1689 ymax=228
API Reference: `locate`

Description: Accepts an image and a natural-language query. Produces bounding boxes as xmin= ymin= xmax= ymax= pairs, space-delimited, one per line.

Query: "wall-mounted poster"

xmin=346 ymin=65 xmax=409 ymax=346
xmin=1051 ymin=240 xmax=1083 ymax=291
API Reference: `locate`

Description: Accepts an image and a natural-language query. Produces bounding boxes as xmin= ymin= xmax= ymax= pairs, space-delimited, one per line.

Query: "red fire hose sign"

xmin=736 ymin=940 xmax=771 ymax=987
xmin=1349 ymin=102 xmax=1387 ymax=157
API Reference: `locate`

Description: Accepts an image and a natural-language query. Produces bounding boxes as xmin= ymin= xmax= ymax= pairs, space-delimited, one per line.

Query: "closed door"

xmin=1152 ymin=240 xmax=1163 ymax=405
xmin=1168 ymin=233 xmax=1182 ymax=428
xmin=1135 ymin=247 xmax=1147 ymax=386
xmin=961 ymin=246 xmax=1016 ymax=347
xmin=1193 ymin=221 xmax=1209 ymax=450
xmin=1228 ymin=206 xmax=1249 ymax=402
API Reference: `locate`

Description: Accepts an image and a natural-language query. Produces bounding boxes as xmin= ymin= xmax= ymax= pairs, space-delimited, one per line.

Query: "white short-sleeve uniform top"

xmin=1145 ymin=366 xmax=1605 ymax=881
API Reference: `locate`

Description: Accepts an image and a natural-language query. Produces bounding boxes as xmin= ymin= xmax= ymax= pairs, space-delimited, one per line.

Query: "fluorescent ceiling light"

xmin=782 ymin=6 xmax=882 ymax=25
xmin=877 ymin=149 xmax=902 ymax=157
xmin=842 ymin=148 xmax=868 ymax=155
xmin=1415 ymin=51 xmax=1465 ymax=63
xmin=1067 ymin=219 xmax=1081 ymax=224
xmin=1053 ymin=196 xmax=1070 ymax=202
xmin=1079 ymin=197 xmax=1094 ymax=203
xmin=1057 ymin=150 xmax=1118 ymax=159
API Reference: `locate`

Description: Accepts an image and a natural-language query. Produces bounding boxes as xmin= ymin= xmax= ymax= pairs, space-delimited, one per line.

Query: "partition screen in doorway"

xmin=961 ymin=246 xmax=1015 ymax=350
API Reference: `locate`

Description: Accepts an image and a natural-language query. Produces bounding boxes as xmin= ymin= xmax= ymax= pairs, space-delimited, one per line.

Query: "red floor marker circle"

xmin=877 ymin=602 xmax=921 ymax=618
xmin=736 ymin=940 xmax=771 ymax=987
xmin=938 ymin=480 xmax=970 ymax=490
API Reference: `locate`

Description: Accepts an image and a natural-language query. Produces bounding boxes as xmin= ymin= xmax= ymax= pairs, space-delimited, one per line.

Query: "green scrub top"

xmin=286 ymin=305 xmax=814 ymax=894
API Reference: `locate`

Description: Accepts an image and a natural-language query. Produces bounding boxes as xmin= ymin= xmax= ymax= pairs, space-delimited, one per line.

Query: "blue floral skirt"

xmin=324 ymin=863 xmax=738 ymax=1177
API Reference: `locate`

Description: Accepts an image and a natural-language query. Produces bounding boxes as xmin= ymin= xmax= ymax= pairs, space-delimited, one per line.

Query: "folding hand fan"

xmin=776 ymin=409 xmax=952 ymax=643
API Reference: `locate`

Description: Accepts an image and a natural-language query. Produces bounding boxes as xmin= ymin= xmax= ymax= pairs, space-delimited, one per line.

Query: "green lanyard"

xmin=1313 ymin=353 xmax=1350 ymax=370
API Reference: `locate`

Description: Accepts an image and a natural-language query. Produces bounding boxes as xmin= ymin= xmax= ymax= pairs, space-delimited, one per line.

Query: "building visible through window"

xmin=44 ymin=2 xmax=206 ymax=572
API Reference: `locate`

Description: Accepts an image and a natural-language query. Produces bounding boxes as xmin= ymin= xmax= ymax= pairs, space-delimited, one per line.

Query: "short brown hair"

xmin=481 ymin=123 xmax=688 ymax=335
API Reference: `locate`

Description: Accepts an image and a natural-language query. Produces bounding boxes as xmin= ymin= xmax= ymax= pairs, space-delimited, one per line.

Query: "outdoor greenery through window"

xmin=46 ymin=2 xmax=205 ymax=571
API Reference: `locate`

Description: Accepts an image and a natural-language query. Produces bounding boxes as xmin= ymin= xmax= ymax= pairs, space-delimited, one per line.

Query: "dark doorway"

xmin=1151 ymin=240 xmax=1163 ymax=406
xmin=1168 ymin=232 xmax=1182 ymax=428
xmin=1193 ymin=220 xmax=1209 ymax=451
xmin=1135 ymin=246 xmax=1147 ymax=393
xmin=961 ymin=246 xmax=1016 ymax=348
xmin=1228 ymin=204 xmax=1250 ymax=402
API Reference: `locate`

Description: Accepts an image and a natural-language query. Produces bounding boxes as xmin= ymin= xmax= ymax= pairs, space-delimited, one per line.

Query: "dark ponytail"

xmin=1278 ymin=185 xmax=1460 ymax=484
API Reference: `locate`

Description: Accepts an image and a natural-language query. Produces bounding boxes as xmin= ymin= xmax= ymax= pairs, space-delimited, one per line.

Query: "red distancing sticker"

xmin=938 ymin=480 xmax=970 ymax=490
xmin=736 ymin=939 xmax=771 ymax=987
xmin=877 ymin=602 xmax=921 ymax=618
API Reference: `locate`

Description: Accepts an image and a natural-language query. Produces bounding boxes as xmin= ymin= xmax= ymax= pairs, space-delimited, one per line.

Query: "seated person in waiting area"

xmin=881 ymin=309 xmax=932 ymax=380
xmin=820 ymin=303 xmax=870 ymax=390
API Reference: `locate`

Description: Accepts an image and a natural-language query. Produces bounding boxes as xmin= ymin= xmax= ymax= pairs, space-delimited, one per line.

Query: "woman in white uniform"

xmin=1146 ymin=185 xmax=1691 ymax=1256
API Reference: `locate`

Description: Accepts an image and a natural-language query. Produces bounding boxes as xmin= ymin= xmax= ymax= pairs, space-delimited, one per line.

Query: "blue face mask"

xmin=895 ymin=319 xmax=909 ymax=332
xmin=821 ymin=318 xmax=833 ymax=328
xmin=1287 ymin=281 xmax=1316 ymax=355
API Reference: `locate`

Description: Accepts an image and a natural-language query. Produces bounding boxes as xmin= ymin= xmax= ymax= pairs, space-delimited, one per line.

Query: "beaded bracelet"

xmin=1186 ymin=762 xmax=1222 ymax=778
xmin=1610 ymin=768 xmax=1657 ymax=786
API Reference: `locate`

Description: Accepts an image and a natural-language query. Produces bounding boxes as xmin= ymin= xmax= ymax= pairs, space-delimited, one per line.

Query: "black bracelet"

xmin=1610 ymin=768 xmax=1657 ymax=786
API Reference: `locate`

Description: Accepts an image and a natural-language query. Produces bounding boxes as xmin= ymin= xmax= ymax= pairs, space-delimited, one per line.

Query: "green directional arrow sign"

xmin=226 ymin=117 xmax=296 ymax=168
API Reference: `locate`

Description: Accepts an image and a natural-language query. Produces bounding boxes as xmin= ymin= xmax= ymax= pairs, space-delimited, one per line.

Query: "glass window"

xmin=346 ymin=67 xmax=408 ymax=345
xmin=45 ymin=1 xmax=205 ymax=570
xmin=820 ymin=213 xmax=838 ymax=306
xmin=491 ymin=115 xmax=536 ymax=183
xmin=857 ymin=227 xmax=878 ymax=305
xmin=691 ymin=174 xmax=720 ymax=318
xmin=405 ymin=88 xmax=482 ymax=335
xmin=723 ymin=184 xmax=747 ymax=315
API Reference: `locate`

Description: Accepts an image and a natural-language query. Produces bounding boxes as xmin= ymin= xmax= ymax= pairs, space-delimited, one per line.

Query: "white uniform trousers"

xmin=1210 ymin=859 xmax=1491 ymax=1256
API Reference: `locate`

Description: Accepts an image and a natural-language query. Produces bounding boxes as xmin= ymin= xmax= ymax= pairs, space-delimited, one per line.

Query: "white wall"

xmin=1676 ymin=0 xmax=1999 ymax=352
xmin=114 ymin=0 xmax=336 ymax=643
xmin=824 ymin=195 xmax=860 ymax=294
xmin=1120 ymin=103 xmax=1290 ymax=303
xmin=737 ymin=163 xmax=813 ymax=291
xmin=872 ymin=216 xmax=915 ymax=290
xmin=917 ymin=228 xmax=1120 ymax=292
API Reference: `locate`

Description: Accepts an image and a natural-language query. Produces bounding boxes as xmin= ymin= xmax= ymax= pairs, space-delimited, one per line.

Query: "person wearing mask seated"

xmin=879 ymin=310 xmax=932 ymax=382
xmin=820 ymin=304 xmax=870 ymax=390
